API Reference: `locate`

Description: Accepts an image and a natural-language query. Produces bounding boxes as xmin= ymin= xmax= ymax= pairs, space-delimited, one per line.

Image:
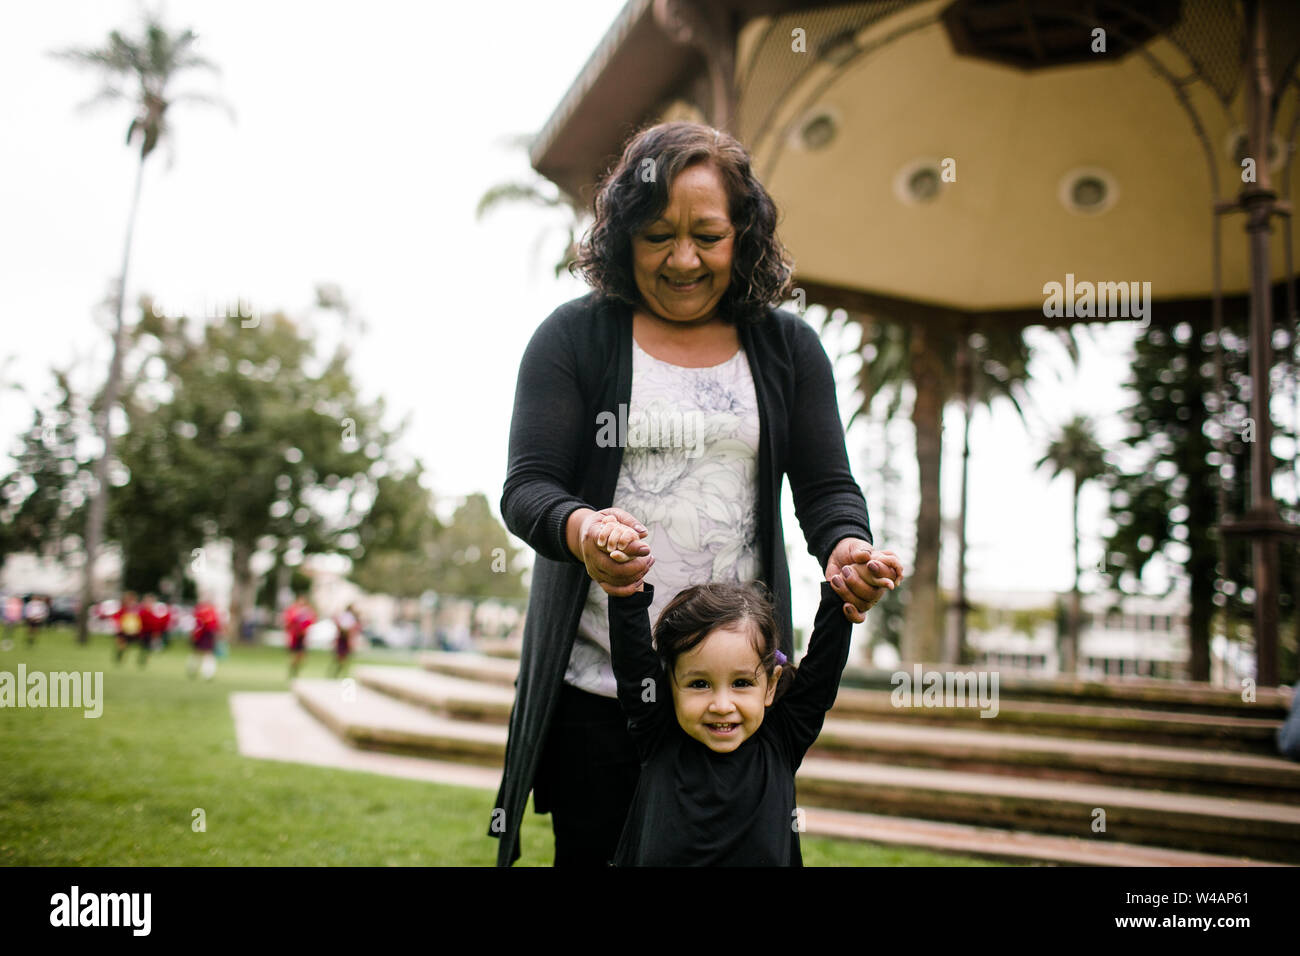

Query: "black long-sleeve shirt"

xmin=607 ymin=580 xmax=852 ymax=866
xmin=490 ymin=291 xmax=873 ymax=865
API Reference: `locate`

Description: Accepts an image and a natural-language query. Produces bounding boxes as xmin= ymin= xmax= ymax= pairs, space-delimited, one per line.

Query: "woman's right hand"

xmin=566 ymin=507 xmax=655 ymax=597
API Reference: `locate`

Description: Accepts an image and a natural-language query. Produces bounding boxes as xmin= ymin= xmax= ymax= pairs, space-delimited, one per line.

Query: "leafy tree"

xmin=476 ymin=133 xmax=589 ymax=278
xmin=832 ymin=310 xmax=1077 ymax=663
xmin=110 ymin=331 xmax=209 ymax=595
xmin=55 ymin=9 xmax=231 ymax=642
xmin=851 ymin=390 xmax=908 ymax=662
xmin=432 ymin=493 xmax=526 ymax=602
xmin=124 ymin=301 xmax=393 ymax=639
xmin=0 ymin=371 xmax=97 ymax=570
xmin=349 ymin=465 xmax=444 ymax=598
xmin=1102 ymin=312 xmax=1298 ymax=682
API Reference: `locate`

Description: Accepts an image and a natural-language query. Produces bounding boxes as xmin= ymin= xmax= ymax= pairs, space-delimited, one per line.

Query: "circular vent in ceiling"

xmin=1059 ymin=167 xmax=1118 ymax=215
xmin=893 ymin=158 xmax=945 ymax=205
xmin=792 ymin=109 xmax=839 ymax=151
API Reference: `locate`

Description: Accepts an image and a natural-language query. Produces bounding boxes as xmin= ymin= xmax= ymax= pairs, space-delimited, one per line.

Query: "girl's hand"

xmin=567 ymin=507 xmax=654 ymax=597
xmin=593 ymin=516 xmax=644 ymax=563
xmin=825 ymin=538 xmax=905 ymax=623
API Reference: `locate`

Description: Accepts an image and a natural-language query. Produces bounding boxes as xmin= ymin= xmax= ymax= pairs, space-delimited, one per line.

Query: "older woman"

xmin=491 ymin=121 xmax=903 ymax=866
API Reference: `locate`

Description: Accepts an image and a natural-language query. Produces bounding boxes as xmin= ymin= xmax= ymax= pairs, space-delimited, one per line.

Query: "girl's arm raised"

xmin=770 ymin=581 xmax=854 ymax=765
xmin=607 ymin=583 xmax=670 ymax=751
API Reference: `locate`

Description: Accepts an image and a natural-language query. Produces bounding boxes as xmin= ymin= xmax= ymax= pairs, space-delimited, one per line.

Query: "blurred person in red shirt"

xmin=111 ymin=592 xmax=145 ymax=667
xmin=284 ymin=594 xmax=315 ymax=678
xmin=139 ymin=593 xmax=171 ymax=653
xmin=189 ymin=598 xmax=222 ymax=680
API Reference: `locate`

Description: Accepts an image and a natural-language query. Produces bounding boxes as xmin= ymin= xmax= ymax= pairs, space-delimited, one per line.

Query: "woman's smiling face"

xmin=670 ymin=622 xmax=781 ymax=754
xmin=631 ymin=161 xmax=734 ymax=324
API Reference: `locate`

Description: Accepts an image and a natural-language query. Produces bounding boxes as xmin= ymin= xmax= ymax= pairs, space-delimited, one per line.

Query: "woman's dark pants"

xmin=536 ymin=682 xmax=640 ymax=867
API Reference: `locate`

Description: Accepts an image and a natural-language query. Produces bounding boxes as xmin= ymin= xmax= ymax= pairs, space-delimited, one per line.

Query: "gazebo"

xmin=530 ymin=0 xmax=1300 ymax=684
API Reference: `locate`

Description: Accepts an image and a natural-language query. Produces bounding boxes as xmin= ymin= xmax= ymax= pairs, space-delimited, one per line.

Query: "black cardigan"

xmin=489 ymin=290 xmax=872 ymax=865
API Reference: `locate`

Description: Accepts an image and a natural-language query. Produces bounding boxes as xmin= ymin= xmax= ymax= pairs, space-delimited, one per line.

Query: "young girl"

xmin=601 ymin=519 xmax=880 ymax=866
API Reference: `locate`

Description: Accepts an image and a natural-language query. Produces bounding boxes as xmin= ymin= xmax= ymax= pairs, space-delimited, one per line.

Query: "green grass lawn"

xmin=0 ymin=627 xmax=999 ymax=866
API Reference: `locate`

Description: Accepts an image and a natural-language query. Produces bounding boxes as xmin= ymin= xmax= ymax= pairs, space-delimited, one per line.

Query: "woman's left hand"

xmin=825 ymin=538 xmax=905 ymax=623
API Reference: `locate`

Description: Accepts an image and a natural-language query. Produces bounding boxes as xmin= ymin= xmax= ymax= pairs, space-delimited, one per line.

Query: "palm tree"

xmin=476 ymin=134 xmax=589 ymax=278
xmin=55 ymin=10 xmax=230 ymax=642
xmin=835 ymin=313 xmax=1078 ymax=664
xmin=1035 ymin=414 xmax=1112 ymax=676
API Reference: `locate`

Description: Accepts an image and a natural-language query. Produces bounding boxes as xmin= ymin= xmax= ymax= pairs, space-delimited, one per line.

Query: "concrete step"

xmin=799 ymin=807 xmax=1285 ymax=867
xmin=292 ymin=679 xmax=506 ymax=766
xmin=416 ymin=653 xmax=1286 ymax=752
xmin=360 ymin=665 xmax=1299 ymax=802
xmin=420 ymin=651 xmax=518 ymax=687
xmin=354 ymin=666 xmax=513 ymax=724
xmin=830 ymin=687 xmax=1283 ymax=753
xmin=476 ymin=640 xmax=522 ymax=660
xmin=813 ymin=718 xmax=1300 ymax=803
xmin=843 ymin=664 xmax=1293 ymax=718
xmin=796 ymin=757 xmax=1300 ymax=863
xmin=294 ymin=675 xmax=1300 ymax=862
xmin=237 ymin=689 xmax=1282 ymax=865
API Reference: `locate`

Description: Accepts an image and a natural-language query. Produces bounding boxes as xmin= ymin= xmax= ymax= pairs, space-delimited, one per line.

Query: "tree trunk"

xmin=906 ymin=326 xmax=945 ymax=664
xmin=948 ymin=331 xmax=972 ymax=665
xmin=1186 ymin=350 xmax=1216 ymax=682
xmin=1066 ymin=475 xmax=1080 ymax=676
xmin=77 ymin=155 xmax=146 ymax=644
xmin=229 ymin=538 xmax=254 ymax=647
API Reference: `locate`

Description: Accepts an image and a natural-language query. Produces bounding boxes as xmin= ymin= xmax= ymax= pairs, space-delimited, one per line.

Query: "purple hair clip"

xmin=774 ymin=650 xmax=788 ymax=667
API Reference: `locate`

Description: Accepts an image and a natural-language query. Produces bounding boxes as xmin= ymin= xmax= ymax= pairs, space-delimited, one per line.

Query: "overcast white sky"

xmin=2 ymin=0 xmax=1179 ymax=624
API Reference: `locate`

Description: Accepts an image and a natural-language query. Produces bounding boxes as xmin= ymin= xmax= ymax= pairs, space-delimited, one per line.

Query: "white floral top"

xmin=565 ymin=338 xmax=761 ymax=697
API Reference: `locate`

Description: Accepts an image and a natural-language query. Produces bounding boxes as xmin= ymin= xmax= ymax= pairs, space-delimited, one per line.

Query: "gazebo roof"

xmin=532 ymin=0 xmax=1300 ymax=319
xmin=531 ymin=0 xmax=826 ymax=200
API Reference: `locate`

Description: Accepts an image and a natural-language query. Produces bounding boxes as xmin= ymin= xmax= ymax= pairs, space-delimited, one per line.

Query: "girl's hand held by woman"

xmin=566 ymin=507 xmax=654 ymax=597
xmin=825 ymin=537 xmax=905 ymax=623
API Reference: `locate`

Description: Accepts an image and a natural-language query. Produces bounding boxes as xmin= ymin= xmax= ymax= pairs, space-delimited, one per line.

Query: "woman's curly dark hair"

xmin=570 ymin=121 xmax=795 ymax=326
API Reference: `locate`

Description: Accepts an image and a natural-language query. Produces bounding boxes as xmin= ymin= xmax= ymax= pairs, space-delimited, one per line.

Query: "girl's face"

xmin=670 ymin=622 xmax=782 ymax=754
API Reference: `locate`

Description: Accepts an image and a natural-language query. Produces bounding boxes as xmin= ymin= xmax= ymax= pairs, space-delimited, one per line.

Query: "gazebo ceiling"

xmin=746 ymin=0 xmax=1300 ymax=311
xmin=533 ymin=0 xmax=1300 ymax=315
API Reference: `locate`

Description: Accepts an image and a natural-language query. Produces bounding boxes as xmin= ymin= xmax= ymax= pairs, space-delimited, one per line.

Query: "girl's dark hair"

xmin=653 ymin=581 xmax=796 ymax=703
xmin=571 ymin=121 xmax=795 ymax=326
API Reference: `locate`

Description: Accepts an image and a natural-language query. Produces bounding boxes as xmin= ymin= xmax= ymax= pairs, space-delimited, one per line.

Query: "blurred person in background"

xmin=4 ymin=593 xmax=26 ymax=645
xmin=140 ymin=593 xmax=170 ymax=653
xmin=284 ymin=593 xmax=316 ymax=678
xmin=240 ymin=609 xmax=257 ymax=644
xmin=111 ymin=591 xmax=145 ymax=666
xmin=23 ymin=594 xmax=50 ymax=646
xmin=189 ymin=598 xmax=222 ymax=680
xmin=331 ymin=603 xmax=361 ymax=677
